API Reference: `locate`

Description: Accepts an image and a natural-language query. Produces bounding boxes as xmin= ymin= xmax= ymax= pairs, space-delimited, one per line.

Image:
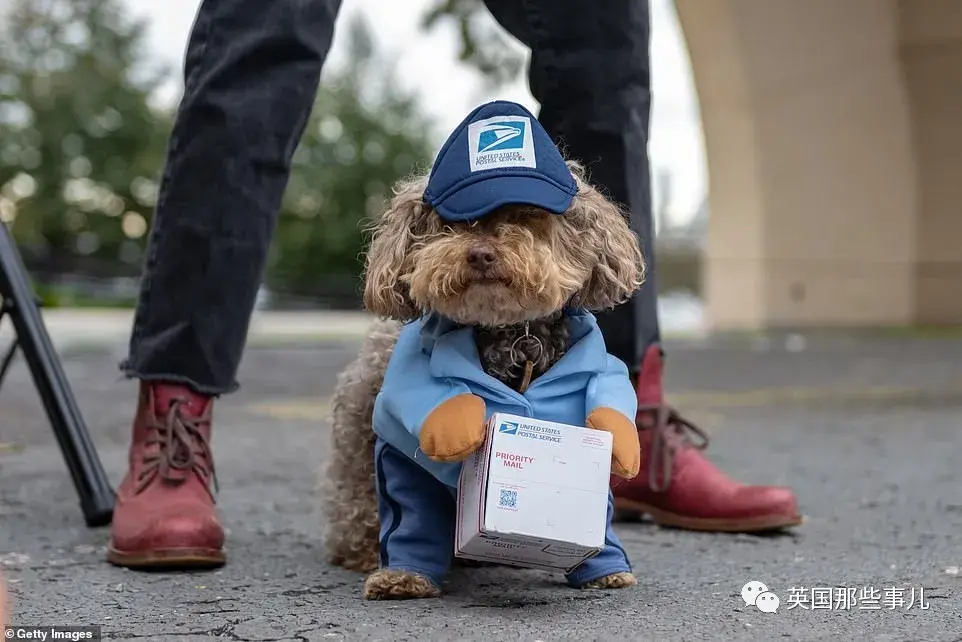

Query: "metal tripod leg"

xmin=0 ymin=224 xmax=114 ymax=527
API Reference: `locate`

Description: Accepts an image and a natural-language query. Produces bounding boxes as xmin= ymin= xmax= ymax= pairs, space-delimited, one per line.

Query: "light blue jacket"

xmin=372 ymin=310 xmax=638 ymax=488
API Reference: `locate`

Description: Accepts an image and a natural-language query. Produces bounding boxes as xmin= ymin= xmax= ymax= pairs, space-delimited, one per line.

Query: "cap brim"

xmin=433 ymin=175 xmax=575 ymax=222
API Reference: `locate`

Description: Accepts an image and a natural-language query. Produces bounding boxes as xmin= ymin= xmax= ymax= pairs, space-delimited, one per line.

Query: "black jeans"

xmin=121 ymin=0 xmax=659 ymax=395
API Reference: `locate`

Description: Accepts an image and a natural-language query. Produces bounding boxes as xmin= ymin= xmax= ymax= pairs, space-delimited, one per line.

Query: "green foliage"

xmin=0 ymin=1 xmax=435 ymax=305
xmin=33 ymin=281 xmax=137 ymax=308
xmin=266 ymin=15 xmax=434 ymax=300
xmin=0 ymin=0 xmax=171 ymax=272
xmin=420 ymin=0 xmax=527 ymax=90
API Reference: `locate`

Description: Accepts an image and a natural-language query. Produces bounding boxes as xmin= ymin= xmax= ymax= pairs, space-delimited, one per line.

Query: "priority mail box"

xmin=455 ymin=412 xmax=613 ymax=573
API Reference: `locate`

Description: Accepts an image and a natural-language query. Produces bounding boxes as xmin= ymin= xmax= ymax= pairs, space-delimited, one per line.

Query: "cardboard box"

xmin=455 ymin=412 xmax=613 ymax=573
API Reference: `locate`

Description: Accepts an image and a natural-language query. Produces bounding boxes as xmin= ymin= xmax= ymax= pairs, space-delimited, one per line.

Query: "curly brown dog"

xmin=321 ymin=154 xmax=645 ymax=599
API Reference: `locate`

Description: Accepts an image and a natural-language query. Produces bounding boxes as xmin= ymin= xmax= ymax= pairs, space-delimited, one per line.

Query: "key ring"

xmin=509 ymin=322 xmax=544 ymax=369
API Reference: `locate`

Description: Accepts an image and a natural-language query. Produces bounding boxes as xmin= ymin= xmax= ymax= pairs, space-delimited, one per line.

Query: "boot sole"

xmin=107 ymin=546 xmax=226 ymax=569
xmin=613 ymin=498 xmax=804 ymax=533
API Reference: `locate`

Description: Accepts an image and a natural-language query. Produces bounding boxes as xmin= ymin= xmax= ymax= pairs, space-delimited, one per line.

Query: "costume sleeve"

xmin=585 ymin=354 xmax=638 ymax=422
xmin=374 ymin=326 xmax=472 ymax=439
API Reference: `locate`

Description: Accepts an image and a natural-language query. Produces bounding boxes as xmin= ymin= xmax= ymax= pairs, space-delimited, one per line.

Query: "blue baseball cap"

xmin=423 ymin=100 xmax=577 ymax=222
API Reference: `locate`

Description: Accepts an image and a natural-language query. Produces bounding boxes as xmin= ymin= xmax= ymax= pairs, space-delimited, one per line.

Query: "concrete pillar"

xmin=898 ymin=0 xmax=962 ymax=323
xmin=676 ymin=0 xmax=921 ymax=329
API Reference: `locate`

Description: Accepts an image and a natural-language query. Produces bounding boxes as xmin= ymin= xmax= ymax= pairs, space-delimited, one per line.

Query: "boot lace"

xmin=135 ymin=398 xmax=218 ymax=499
xmin=639 ymin=403 xmax=709 ymax=492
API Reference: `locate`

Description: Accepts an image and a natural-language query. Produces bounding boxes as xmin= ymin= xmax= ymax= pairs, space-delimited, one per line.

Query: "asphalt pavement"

xmin=2 ymin=330 xmax=961 ymax=641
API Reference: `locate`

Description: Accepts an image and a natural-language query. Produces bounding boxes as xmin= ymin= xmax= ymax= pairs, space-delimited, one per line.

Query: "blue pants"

xmin=374 ymin=438 xmax=632 ymax=589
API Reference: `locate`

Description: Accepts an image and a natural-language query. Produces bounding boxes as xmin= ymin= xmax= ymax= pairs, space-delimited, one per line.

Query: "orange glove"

xmin=419 ymin=393 xmax=487 ymax=462
xmin=586 ymin=407 xmax=641 ymax=479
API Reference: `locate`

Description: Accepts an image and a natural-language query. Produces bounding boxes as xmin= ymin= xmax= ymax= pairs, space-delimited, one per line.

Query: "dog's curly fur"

xmin=363 ymin=568 xmax=441 ymax=600
xmin=321 ymin=317 xmax=401 ymax=573
xmin=321 ymin=162 xmax=645 ymax=598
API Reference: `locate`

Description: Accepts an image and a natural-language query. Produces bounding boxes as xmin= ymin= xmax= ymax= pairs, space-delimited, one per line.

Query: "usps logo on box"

xmin=498 ymin=421 xmax=519 ymax=435
xmin=493 ymin=419 xmax=563 ymax=444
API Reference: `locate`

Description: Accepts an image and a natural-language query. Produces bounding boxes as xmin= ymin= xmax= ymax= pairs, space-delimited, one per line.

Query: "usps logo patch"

xmin=478 ymin=122 xmax=525 ymax=153
xmin=467 ymin=115 xmax=537 ymax=172
xmin=498 ymin=421 xmax=519 ymax=435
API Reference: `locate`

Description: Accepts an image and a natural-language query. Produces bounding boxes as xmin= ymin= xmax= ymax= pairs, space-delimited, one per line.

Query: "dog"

xmin=321 ymin=101 xmax=646 ymax=599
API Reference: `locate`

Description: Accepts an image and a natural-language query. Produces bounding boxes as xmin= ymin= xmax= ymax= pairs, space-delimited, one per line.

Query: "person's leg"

xmin=482 ymin=0 xmax=654 ymax=371
xmin=485 ymin=0 xmax=801 ymax=533
xmin=109 ymin=0 xmax=343 ymax=569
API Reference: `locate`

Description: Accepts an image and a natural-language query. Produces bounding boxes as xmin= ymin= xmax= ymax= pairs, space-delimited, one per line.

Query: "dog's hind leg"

xmin=321 ymin=318 xmax=401 ymax=573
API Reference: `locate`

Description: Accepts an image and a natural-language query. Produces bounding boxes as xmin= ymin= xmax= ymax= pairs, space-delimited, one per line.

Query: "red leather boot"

xmin=611 ymin=345 xmax=803 ymax=532
xmin=107 ymin=382 xmax=225 ymax=568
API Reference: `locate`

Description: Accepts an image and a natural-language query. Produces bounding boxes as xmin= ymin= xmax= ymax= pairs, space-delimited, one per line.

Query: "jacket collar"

xmin=418 ymin=309 xmax=608 ymax=399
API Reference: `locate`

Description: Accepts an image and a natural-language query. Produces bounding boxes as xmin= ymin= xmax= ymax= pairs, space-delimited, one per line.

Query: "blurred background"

xmin=0 ymin=0 xmax=707 ymax=333
xmin=3 ymin=0 xmax=962 ymax=333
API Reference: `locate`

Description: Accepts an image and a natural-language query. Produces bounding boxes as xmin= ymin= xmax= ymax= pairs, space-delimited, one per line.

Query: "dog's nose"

xmin=466 ymin=245 xmax=497 ymax=269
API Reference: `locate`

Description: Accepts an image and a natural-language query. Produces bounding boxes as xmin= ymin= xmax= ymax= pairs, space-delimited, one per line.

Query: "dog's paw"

xmin=579 ymin=571 xmax=637 ymax=590
xmin=363 ymin=569 xmax=441 ymax=600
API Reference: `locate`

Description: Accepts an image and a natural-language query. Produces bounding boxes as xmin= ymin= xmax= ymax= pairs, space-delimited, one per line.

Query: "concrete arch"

xmin=673 ymin=0 xmax=962 ymax=329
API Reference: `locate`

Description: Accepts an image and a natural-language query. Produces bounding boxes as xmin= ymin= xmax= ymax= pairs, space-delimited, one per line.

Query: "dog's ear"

xmin=362 ymin=176 xmax=433 ymax=321
xmin=565 ymin=163 xmax=647 ymax=311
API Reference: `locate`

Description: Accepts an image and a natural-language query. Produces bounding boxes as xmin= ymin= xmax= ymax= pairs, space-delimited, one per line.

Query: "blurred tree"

xmin=0 ymin=0 xmax=171 ymax=275
xmin=420 ymin=0 xmax=527 ymax=90
xmin=0 ymin=1 xmax=434 ymax=306
xmin=266 ymin=15 xmax=434 ymax=302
